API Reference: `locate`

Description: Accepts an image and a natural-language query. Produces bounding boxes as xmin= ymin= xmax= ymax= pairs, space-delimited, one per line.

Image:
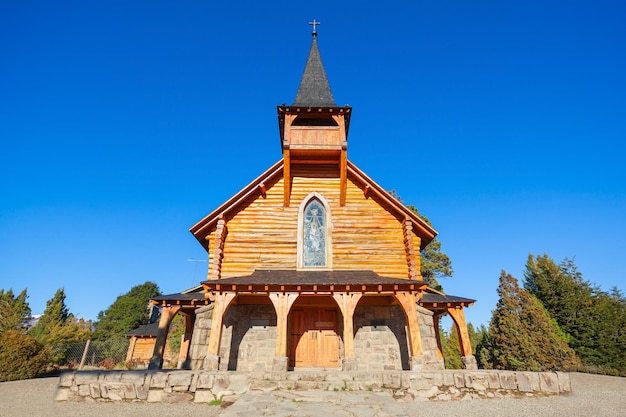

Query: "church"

xmin=145 ymin=25 xmax=477 ymax=373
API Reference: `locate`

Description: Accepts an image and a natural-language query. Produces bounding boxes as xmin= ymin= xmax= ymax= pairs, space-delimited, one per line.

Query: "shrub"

xmin=0 ymin=330 xmax=50 ymax=382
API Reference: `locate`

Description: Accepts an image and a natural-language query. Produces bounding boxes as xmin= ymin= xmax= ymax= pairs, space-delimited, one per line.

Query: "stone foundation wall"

xmin=188 ymin=305 xmax=213 ymax=370
xmin=220 ymin=304 xmax=277 ymax=372
xmin=56 ymin=369 xmax=572 ymax=403
xmin=417 ymin=306 xmax=445 ymax=370
xmin=353 ymin=305 xmax=444 ymax=372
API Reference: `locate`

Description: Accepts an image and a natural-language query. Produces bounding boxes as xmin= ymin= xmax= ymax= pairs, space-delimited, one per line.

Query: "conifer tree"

xmin=524 ymin=254 xmax=625 ymax=374
xmin=482 ymin=271 xmax=580 ymax=371
xmin=29 ymin=288 xmax=91 ymax=349
xmin=0 ymin=288 xmax=31 ymax=335
xmin=94 ymin=281 xmax=161 ymax=340
xmin=442 ymin=323 xmax=462 ymax=369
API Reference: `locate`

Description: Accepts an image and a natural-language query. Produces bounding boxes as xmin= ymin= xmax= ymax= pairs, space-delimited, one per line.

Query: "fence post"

xmin=79 ymin=339 xmax=91 ymax=370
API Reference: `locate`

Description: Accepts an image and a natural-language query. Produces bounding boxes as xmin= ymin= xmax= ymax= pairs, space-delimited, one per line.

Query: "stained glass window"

xmin=303 ymin=199 xmax=326 ymax=267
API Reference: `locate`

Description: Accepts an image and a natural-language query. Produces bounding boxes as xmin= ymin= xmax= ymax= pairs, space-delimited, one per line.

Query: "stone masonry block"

xmin=75 ymin=372 xmax=99 ymax=385
xmin=453 ymin=373 xmax=466 ymax=388
xmin=149 ymin=372 xmax=169 ymax=388
xmin=196 ymin=373 xmax=215 ymax=389
xmin=120 ymin=371 xmax=146 ymax=385
xmin=193 ymin=390 xmax=216 ymax=403
xmin=556 ymin=372 xmax=571 ymax=393
xmin=539 ymin=372 xmax=560 ymax=393
xmin=89 ymin=383 xmax=101 ymax=399
xmin=442 ymin=372 xmax=455 ymax=387
xmin=58 ymin=372 xmax=75 ymax=387
xmin=77 ymin=384 xmax=91 ymax=397
xmin=168 ymin=371 xmax=193 ymax=389
xmin=486 ymin=373 xmax=501 ymax=389
xmin=500 ymin=373 xmax=517 ymax=390
xmin=516 ymin=372 xmax=534 ymax=392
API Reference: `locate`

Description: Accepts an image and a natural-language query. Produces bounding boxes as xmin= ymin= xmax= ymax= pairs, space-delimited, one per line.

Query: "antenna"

xmin=187 ymin=258 xmax=207 ymax=286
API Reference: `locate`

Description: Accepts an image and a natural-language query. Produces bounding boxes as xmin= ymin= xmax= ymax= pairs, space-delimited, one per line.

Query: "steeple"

xmin=293 ymin=31 xmax=336 ymax=107
xmin=277 ymin=24 xmax=352 ymax=208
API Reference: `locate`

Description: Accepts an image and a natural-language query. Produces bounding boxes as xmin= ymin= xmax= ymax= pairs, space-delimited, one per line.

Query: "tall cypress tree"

xmin=482 ymin=271 xmax=580 ymax=371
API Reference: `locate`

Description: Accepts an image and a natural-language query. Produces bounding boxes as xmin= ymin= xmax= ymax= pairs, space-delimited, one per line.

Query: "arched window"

xmin=297 ymin=193 xmax=332 ymax=269
xmin=303 ymin=199 xmax=326 ymax=267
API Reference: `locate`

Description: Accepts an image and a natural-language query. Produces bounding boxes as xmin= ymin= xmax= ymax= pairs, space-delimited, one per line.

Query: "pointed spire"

xmin=293 ymin=26 xmax=336 ymax=107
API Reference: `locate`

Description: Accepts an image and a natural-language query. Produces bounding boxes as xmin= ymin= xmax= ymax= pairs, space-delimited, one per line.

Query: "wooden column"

xmin=447 ymin=306 xmax=472 ymax=357
xmin=332 ymin=293 xmax=362 ymax=360
xmin=433 ymin=314 xmax=444 ymax=359
xmin=125 ymin=336 xmax=137 ymax=364
xmin=269 ymin=292 xmax=299 ymax=359
xmin=394 ymin=292 xmax=424 ymax=360
xmin=177 ymin=312 xmax=195 ymax=369
xmin=206 ymin=292 xmax=236 ymax=367
xmin=148 ymin=305 xmax=180 ymax=370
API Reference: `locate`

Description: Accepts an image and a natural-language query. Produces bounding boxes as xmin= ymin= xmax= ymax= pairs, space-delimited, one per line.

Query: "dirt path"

xmin=0 ymin=372 xmax=624 ymax=417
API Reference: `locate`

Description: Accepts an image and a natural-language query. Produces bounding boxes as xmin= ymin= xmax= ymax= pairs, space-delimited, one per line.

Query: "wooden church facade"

xmin=146 ymin=29 xmax=477 ymax=372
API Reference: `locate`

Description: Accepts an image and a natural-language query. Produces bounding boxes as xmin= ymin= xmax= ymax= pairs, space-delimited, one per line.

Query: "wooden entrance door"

xmin=289 ymin=308 xmax=340 ymax=368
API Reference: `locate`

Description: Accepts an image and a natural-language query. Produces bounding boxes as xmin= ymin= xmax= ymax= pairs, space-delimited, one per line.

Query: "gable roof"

xmin=293 ymin=35 xmax=336 ymax=107
xmin=189 ymin=159 xmax=437 ymax=250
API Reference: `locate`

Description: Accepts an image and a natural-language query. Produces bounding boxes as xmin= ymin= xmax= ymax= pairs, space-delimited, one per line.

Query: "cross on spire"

xmin=308 ymin=19 xmax=320 ymax=36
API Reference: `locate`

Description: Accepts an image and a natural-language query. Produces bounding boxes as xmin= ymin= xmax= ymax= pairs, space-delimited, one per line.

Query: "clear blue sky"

xmin=1 ymin=1 xmax=624 ymax=328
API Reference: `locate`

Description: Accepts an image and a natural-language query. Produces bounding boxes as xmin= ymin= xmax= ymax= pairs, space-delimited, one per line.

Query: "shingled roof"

xmin=293 ymin=35 xmax=336 ymax=107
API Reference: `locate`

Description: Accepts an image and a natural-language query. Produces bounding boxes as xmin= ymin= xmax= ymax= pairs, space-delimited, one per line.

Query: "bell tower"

xmin=277 ymin=21 xmax=352 ymax=207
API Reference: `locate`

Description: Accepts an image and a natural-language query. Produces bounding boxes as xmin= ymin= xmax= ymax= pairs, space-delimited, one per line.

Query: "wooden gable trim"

xmin=207 ymin=216 xmax=227 ymax=280
xmin=402 ymin=217 xmax=419 ymax=280
xmin=190 ymin=159 xmax=284 ymax=248
xmin=347 ymin=160 xmax=437 ymax=248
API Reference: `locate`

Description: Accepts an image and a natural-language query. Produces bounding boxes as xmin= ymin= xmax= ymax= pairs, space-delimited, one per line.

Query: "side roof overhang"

xmin=189 ymin=159 xmax=437 ymax=250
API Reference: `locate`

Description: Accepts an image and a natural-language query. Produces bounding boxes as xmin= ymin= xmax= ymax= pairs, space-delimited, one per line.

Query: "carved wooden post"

xmin=125 ymin=336 xmax=137 ymax=364
xmin=177 ymin=312 xmax=195 ymax=369
xmin=433 ymin=314 xmax=444 ymax=359
xmin=332 ymin=292 xmax=362 ymax=370
xmin=208 ymin=217 xmax=227 ymax=281
xmin=447 ymin=306 xmax=478 ymax=370
xmin=205 ymin=292 xmax=236 ymax=370
xmin=148 ymin=305 xmax=181 ymax=370
xmin=269 ymin=292 xmax=299 ymax=371
xmin=394 ymin=292 xmax=424 ymax=370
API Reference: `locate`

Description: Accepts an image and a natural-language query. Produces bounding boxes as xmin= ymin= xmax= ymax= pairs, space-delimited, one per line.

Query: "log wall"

xmin=216 ymin=165 xmax=413 ymax=279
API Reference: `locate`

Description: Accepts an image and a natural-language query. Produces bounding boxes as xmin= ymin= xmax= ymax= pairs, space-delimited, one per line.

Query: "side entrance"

xmin=289 ymin=307 xmax=340 ymax=368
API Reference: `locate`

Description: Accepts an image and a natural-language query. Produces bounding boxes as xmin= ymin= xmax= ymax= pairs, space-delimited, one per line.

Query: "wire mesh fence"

xmin=51 ymin=338 xmax=129 ymax=370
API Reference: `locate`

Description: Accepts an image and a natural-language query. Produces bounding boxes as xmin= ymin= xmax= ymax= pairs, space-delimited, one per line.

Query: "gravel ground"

xmin=0 ymin=372 xmax=624 ymax=417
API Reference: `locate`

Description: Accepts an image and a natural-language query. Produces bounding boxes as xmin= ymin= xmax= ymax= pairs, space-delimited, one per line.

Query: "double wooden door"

xmin=289 ymin=308 xmax=340 ymax=368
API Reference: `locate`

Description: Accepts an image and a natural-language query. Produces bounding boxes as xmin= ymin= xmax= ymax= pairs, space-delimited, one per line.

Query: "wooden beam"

xmin=283 ymin=149 xmax=291 ymax=207
xmin=340 ymin=147 xmax=347 ymax=206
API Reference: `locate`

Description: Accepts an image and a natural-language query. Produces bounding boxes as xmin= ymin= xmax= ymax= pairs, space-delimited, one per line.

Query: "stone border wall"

xmin=56 ymin=369 xmax=570 ymax=403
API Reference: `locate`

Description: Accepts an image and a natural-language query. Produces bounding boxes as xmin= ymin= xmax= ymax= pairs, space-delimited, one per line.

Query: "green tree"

xmin=441 ymin=324 xmax=462 ymax=369
xmin=94 ymin=281 xmax=161 ymax=340
xmin=524 ymin=254 xmax=625 ymax=374
xmin=482 ymin=271 xmax=580 ymax=371
xmin=406 ymin=206 xmax=453 ymax=291
xmin=0 ymin=288 xmax=31 ymax=335
xmin=467 ymin=323 xmax=487 ymax=368
xmin=0 ymin=330 xmax=50 ymax=382
xmin=29 ymin=289 xmax=91 ymax=362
